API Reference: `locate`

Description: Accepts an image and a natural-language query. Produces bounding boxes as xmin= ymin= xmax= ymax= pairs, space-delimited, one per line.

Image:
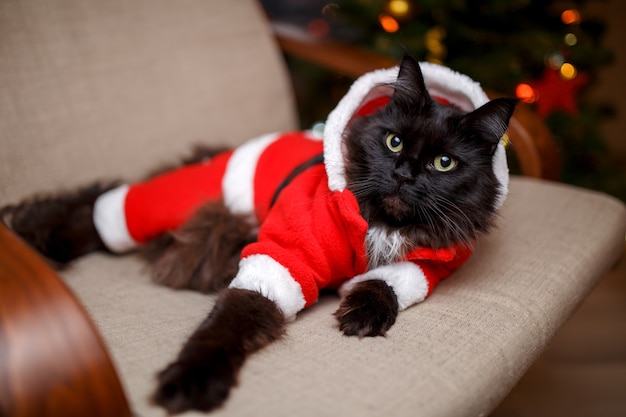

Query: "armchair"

xmin=1 ymin=1 xmax=624 ymax=417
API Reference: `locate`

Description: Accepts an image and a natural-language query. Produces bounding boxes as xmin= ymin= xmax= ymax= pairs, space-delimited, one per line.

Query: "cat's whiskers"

xmin=429 ymin=196 xmax=475 ymax=247
xmin=436 ymin=196 xmax=474 ymax=232
xmin=347 ymin=178 xmax=380 ymax=200
xmin=416 ymin=203 xmax=435 ymax=228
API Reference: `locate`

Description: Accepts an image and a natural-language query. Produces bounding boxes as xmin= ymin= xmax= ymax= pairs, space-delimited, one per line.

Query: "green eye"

xmin=433 ymin=155 xmax=457 ymax=172
xmin=385 ymin=133 xmax=403 ymax=152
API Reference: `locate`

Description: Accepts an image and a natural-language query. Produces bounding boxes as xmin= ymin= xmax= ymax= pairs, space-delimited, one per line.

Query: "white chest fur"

xmin=365 ymin=225 xmax=409 ymax=269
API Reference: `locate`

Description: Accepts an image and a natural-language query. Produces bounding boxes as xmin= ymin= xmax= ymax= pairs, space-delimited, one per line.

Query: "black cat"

xmin=1 ymin=55 xmax=516 ymax=414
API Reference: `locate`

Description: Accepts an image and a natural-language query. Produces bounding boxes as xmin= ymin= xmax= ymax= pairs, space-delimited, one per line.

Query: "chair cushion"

xmin=61 ymin=177 xmax=626 ymax=417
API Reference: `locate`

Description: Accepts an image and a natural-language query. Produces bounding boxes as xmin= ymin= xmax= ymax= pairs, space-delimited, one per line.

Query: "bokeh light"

xmin=564 ymin=33 xmax=578 ymax=46
xmin=321 ymin=3 xmax=339 ymax=17
xmin=561 ymin=9 xmax=581 ymax=25
xmin=387 ymin=0 xmax=410 ymax=18
xmin=546 ymin=52 xmax=565 ymax=69
xmin=516 ymin=83 xmax=538 ymax=103
xmin=424 ymin=26 xmax=446 ymax=63
xmin=307 ymin=18 xmax=329 ymax=38
xmin=379 ymin=14 xmax=399 ymax=33
xmin=560 ymin=62 xmax=577 ymax=80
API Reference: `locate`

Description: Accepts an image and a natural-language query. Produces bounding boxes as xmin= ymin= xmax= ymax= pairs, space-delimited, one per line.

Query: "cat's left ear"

xmin=462 ymin=97 xmax=518 ymax=154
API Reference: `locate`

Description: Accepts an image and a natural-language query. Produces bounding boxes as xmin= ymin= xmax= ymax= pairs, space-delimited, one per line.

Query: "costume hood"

xmin=322 ymin=61 xmax=509 ymax=210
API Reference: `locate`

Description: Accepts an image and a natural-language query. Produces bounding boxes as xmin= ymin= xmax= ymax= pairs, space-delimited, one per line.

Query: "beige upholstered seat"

xmin=1 ymin=1 xmax=625 ymax=416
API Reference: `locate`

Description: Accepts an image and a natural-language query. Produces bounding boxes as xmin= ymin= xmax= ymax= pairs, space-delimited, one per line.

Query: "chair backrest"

xmin=0 ymin=0 xmax=297 ymax=204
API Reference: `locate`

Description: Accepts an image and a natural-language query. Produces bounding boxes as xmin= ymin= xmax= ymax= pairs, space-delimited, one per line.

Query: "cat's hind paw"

xmin=153 ymin=348 xmax=237 ymax=414
xmin=1 ymin=182 xmax=116 ymax=267
xmin=334 ymin=280 xmax=399 ymax=338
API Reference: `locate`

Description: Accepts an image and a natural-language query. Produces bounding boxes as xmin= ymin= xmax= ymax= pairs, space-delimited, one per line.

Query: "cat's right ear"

xmin=391 ymin=54 xmax=430 ymax=109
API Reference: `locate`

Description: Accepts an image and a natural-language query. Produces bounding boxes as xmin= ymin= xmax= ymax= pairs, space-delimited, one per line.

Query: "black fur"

xmin=0 ymin=182 xmax=118 ymax=268
xmin=141 ymin=200 xmax=256 ymax=293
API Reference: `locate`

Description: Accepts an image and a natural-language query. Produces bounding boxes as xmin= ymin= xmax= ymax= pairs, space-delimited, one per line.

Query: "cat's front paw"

xmin=334 ymin=280 xmax=399 ymax=338
xmin=153 ymin=348 xmax=238 ymax=414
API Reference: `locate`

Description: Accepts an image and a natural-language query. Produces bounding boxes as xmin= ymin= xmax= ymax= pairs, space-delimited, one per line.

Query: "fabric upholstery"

xmin=0 ymin=0 xmax=297 ymax=204
xmin=61 ymin=177 xmax=626 ymax=417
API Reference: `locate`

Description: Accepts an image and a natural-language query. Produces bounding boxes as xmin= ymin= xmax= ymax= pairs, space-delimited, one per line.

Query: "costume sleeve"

xmin=229 ymin=167 xmax=369 ymax=321
xmin=338 ymin=262 xmax=430 ymax=310
xmin=229 ymin=253 xmax=308 ymax=322
xmin=407 ymin=245 xmax=474 ymax=297
xmin=339 ymin=245 xmax=474 ymax=311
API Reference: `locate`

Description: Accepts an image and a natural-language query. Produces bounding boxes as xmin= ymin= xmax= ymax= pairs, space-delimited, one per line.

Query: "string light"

xmin=387 ymin=0 xmax=411 ymax=19
xmin=561 ymin=9 xmax=581 ymax=25
xmin=425 ymin=26 xmax=446 ymax=63
xmin=546 ymin=52 xmax=565 ymax=69
xmin=515 ymin=83 xmax=538 ymax=103
xmin=379 ymin=14 xmax=400 ymax=33
xmin=560 ymin=62 xmax=577 ymax=80
xmin=564 ymin=33 xmax=578 ymax=46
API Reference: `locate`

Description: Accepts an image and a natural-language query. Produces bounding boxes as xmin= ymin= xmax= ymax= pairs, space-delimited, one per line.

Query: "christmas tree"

xmin=265 ymin=0 xmax=623 ymax=200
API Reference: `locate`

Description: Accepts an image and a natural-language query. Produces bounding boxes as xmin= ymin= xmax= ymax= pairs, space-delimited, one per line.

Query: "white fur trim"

xmin=420 ymin=61 xmax=489 ymax=112
xmin=339 ymin=262 xmax=429 ymax=311
xmin=93 ymin=185 xmax=139 ymax=253
xmin=229 ymin=254 xmax=306 ymax=321
xmin=222 ymin=133 xmax=280 ymax=216
xmin=323 ymin=62 xmax=509 ymax=209
xmin=324 ymin=68 xmax=394 ymax=192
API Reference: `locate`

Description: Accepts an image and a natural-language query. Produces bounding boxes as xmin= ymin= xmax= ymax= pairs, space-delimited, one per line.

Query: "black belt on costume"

xmin=269 ymin=153 xmax=325 ymax=209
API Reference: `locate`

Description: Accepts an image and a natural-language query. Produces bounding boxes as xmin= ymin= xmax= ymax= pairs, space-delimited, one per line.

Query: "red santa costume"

xmin=93 ymin=62 xmax=509 ymax=321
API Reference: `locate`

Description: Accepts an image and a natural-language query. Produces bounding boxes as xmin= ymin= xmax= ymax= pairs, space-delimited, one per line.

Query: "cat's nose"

xmin=393 ymin=159 xmax=416 ymax=182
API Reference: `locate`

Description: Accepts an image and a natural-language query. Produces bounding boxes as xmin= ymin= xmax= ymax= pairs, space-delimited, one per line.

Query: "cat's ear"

xmin=391 ymin=54 xmax=430 ymax=109
xmin=462 ymin=97 xmax=518 ymax=153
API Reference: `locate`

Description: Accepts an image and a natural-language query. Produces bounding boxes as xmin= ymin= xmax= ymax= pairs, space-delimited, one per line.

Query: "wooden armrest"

xmin=273 ymin=27 xmax=561 ymax=180
xmin=274 ymin=26 xmax=396 ymax=77
xmin=0 ymin=224 xmax=131 ymax=417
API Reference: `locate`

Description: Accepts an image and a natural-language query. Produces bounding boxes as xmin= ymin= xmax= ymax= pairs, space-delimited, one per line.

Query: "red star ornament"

xmin=530 ymin=68 xmax=589 ymax=118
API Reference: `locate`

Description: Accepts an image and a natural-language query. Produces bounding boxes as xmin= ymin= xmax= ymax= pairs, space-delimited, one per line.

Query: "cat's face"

xmin=344 ymin=55 xmax=517 ymax=248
